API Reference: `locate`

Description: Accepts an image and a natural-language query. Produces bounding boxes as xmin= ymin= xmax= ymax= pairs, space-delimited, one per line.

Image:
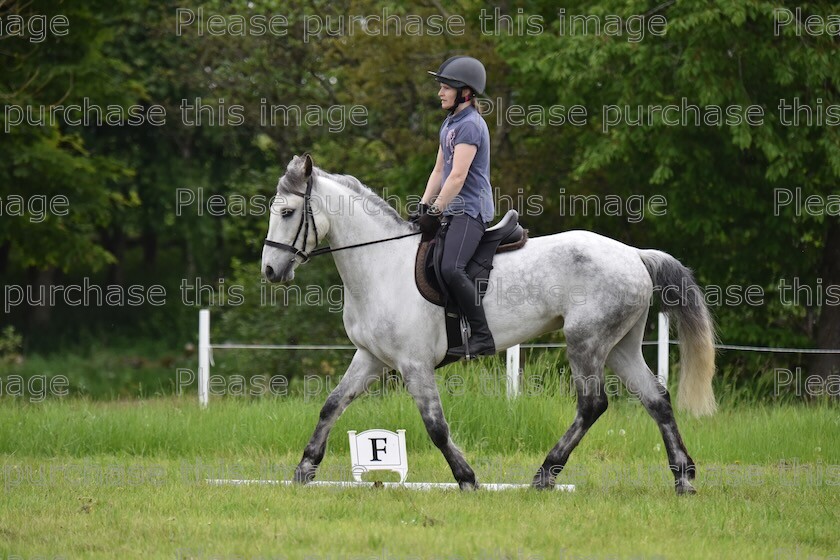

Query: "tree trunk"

xmin=142 ymin=230 xmax=158 ymax=270
xmin=809 ymin=217 xmax=840 ymax=395
xmin=105 ymin=229 xmax=126 ymax=286
xmin=29 ymin=266 xmax=55 ymax=329
xmin=0 ymin=241 xmax=9 ymax=276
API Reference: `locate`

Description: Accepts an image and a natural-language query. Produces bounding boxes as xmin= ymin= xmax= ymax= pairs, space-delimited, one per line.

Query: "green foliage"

xmin=0 ymin=340 xmax=194 ymax=398
xmin=0 ymin=0 xmax=138 ymax=273
xmin=2 ymin=0 xmax=838 ymax=392
xmin=497 ymin=0 xmax=840 ymax=358
xmin=210 ymin=258 xmax=351 ymax=380
xmin=0 ymin=326 xmax=23 ymax=365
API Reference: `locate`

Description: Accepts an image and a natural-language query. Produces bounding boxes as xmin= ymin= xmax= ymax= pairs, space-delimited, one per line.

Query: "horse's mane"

xmin=313 ymin=168 xmax=408 ymax=226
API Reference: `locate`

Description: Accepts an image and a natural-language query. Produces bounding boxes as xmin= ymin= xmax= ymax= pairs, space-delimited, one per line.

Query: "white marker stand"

xmin=348 ymin=429 xmax=408 ymax=483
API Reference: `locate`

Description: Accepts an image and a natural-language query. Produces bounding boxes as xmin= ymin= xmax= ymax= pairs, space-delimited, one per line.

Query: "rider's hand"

xmin=409 ymin=202 xmax=430 ymax=223
xmin=417 ymin=205 xmax=442 ymax=241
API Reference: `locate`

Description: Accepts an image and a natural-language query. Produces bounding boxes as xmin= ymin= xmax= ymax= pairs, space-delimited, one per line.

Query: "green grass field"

xmin=1 ymin=388 xmax=837 ymax=559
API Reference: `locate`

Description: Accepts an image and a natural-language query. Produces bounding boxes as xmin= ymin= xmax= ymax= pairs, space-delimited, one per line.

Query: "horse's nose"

xmin=264 ymin=265 xmax=276 ymax=282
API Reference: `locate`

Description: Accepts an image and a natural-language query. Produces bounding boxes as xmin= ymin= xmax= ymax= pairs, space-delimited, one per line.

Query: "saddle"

xmin=414 ymin=210 xmax=528 ymax=366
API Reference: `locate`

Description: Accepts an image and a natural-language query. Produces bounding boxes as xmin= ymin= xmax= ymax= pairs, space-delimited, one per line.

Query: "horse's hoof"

xmin=458 ymin=479 xmax=478 ymax=491
xmin=293 ymin=462 xmax=316 ymax=485
xmin=531 ymin=469 xmax=555 ymax=490
xmin=675 ymin=480 xmax=697 ymax=495
xmin=531 ymin=478 xmax=555 ymax=490
xmin=292 ymin=471 xmax=312 ymax=485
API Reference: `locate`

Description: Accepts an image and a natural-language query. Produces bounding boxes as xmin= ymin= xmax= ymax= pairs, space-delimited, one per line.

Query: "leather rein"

xmin=263 ymin=175 xmax=421 ymax=264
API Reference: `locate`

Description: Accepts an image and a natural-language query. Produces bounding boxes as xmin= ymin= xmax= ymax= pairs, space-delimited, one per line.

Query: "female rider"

xmin=416 ymin=56 xmax=496 ymax=358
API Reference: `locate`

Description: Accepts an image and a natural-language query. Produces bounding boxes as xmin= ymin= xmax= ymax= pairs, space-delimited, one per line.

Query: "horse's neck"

xmin=315 ymin=177 xmax=413 ymax=286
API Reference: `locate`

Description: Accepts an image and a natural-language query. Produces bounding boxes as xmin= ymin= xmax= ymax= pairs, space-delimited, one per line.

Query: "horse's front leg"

xmin=294 ymin=349 xmax=386 ymax=484
xmin=401 ymin=365 xmax=477 ymax=490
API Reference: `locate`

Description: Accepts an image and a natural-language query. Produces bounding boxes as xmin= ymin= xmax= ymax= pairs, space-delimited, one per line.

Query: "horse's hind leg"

xmin=533 ymin=336 xmax=610 ymax=489
xmin=402 ymin=366 xmax=477 ymax=490
xmin=607 ymin=316 xmax=696 ymax=495
xmin=294 ymin=349 xmax=386 ymax=484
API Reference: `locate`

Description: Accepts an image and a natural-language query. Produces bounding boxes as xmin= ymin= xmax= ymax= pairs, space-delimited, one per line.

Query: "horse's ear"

xmin=303 ymin=153 xmax=313 ymax=178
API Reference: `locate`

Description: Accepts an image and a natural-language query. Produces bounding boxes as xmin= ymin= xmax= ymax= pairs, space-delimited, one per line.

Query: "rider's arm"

xmin=421 ymin=146 xmax=445 ymax=204
xmin=432 ymin=143 xmax=477 ymax=212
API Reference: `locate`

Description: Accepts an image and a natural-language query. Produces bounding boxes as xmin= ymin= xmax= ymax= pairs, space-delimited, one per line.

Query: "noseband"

xmin=263 ymin=174 xmax=421 ymax=263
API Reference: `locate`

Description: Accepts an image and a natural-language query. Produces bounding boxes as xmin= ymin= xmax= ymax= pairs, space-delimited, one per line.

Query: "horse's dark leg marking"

xmin=403 ymin=370 xmax=477 ymax=490
xmin=607 ymin=321 xmax=697 ymax=495
xmin=294 ymin=350 xmax=385 ymax=484
xmin=532 ymin=370 xmax=608 ymax=489
xmin=644 ymin=389 xmax=696 ymax=494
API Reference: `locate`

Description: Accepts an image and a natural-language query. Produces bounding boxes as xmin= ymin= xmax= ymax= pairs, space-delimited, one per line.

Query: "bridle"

xmin=263 ymin=175 xmax=421 ymax=264
xmin=263 ymin=175 xmax=320 ymax=263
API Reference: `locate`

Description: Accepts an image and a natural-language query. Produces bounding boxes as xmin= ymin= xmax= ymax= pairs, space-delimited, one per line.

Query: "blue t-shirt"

xmin=439 ymin=105 xmax=494 ymax=222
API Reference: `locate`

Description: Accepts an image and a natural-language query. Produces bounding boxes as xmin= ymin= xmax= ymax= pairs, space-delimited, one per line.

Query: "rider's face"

xmin=438 ymin=84 xmax=456 ymax=110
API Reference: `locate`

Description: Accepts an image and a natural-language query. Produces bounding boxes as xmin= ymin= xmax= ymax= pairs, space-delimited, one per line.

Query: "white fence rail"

xmin=196 ymin=309 xmax=840 ymax=405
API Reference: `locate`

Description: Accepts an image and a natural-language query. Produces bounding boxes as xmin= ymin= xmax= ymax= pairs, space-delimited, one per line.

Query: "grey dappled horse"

xmin=261 ymin=154 xmax=716 ymax=495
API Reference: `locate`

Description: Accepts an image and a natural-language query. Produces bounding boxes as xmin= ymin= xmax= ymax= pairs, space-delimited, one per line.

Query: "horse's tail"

xmin=638 ymin=249 xmax=717 ymax=417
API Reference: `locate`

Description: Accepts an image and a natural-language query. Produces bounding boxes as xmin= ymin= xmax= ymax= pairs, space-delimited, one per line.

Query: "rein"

xmin=263 ymin=175 xmax=421 ymax=263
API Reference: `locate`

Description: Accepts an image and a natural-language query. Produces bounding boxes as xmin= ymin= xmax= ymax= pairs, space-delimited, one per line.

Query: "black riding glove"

xmin=409 ymin=202 xmax=430 ymax=223
xmin=417 ymin=205 xmax=442 ymax=241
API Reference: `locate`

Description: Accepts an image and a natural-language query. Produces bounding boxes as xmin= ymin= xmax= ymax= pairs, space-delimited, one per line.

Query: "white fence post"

xmin=657 ymin=312 xmax=669 ymax=388
xmin=505 ymin=344 xmax=521 ymax=398
xmin=198 ymin=309 xmax=210 ymax=408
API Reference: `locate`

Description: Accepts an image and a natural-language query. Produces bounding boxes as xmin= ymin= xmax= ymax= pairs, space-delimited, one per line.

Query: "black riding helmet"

xmin=428 ymin=56 xmax=486 ymax=113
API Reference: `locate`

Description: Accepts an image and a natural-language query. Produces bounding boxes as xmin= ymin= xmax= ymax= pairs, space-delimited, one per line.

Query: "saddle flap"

xmin=414 ymin=210 xmax=528 ymax=307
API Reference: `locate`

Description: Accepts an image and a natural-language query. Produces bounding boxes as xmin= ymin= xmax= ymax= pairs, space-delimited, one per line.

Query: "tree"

xmin=497 ymin=1 xmax=839 ymax=384
xmin=0 ymin=0 xmax=140 ymax=329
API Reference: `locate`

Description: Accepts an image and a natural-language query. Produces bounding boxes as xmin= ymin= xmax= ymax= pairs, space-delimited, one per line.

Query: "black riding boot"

xmin=445 ymin=274 xmax=496 ymax=358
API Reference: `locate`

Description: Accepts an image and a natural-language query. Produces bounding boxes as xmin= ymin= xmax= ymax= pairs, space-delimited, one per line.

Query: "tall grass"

xmin=1 ymin=391 xmax=836 ymax=466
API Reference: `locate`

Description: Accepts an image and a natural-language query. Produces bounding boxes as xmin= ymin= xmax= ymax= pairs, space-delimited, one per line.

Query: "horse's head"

xmin=261 ymin=153 xmax=329 ymax=283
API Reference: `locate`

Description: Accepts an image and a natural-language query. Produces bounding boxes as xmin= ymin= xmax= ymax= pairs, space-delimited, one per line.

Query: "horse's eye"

xmin=281 ymin=208 xmax=295 ymax=218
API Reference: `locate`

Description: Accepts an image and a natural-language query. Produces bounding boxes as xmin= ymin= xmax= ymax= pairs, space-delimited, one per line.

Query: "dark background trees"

xmin=1 ymin=0 xmax=837 ymax=395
